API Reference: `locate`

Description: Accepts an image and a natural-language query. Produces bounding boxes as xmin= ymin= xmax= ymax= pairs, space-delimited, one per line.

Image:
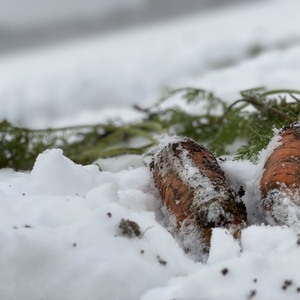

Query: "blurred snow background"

xmin=0 ymin=0 xmax=251 ymax=53
xmin=0 ymin=0 xmax=280 ymax=128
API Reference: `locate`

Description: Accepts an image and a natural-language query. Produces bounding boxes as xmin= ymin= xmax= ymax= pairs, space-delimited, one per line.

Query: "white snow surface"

xmin=2 ymin=0 xmax=300 ymax=299
xmin=1 ymin=148 xmax=300 ymax=299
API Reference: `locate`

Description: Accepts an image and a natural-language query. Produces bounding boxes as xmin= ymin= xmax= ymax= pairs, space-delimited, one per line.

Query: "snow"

xmin=28 ymin=149 xmax=100 ymax=196
xmin=2 ymin=143 xmax=300 ymax=299
xmin=0 ymin=150 xmax=196 ymax=299
xmin=1 ymin=0 xmax=300 ymax=127
xmin=207 ymin=229 xmax=241 ymax=265
xmin=0 ymin=0 xmax=145 ymax=27
xmin=142 ymin=226 xmax=300 ymax=300
xmin=2 ymin=0 xmax=300 ymax=299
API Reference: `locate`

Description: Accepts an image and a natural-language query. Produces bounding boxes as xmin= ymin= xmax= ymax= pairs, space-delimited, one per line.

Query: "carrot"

xmin=150 ymin=137 xmax=247 ymax=256
xmin=260 ymin=122 xmax=300 ymax=226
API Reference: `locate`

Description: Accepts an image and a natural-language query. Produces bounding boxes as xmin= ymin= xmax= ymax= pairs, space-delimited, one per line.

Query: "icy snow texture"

xmin=262 ymin=189 xmax=300 ymax=230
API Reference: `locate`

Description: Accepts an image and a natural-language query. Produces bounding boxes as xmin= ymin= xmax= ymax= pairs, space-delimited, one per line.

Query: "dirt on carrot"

xmin=150 ymin=136 xmax=247 ymax=259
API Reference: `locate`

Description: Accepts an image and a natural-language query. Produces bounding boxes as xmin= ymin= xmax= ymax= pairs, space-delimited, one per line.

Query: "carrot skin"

xmin=261 ymin=124 xmax=300 ymax=199
xmin=260 ymin=123 xmax=300 ymax=225
xmin=150 ymin=137 xmax=247 ymax=255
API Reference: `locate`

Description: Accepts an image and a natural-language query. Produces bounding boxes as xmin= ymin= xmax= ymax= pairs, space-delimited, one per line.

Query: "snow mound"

xmin=28 ymin=149 xmax=100 ymax=196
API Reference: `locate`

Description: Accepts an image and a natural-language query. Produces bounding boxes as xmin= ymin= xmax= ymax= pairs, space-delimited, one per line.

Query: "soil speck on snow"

xmin=282 ymin=280 xmax=293 ymax=290
xmin=248 ymin=289 xmax=257 ymax=299
xmin=119 ymin=219 xmax=141 ymax=238
xmin=157 ymin=255 xmax=167 ymax=266
xmin=221 ymin=267 xmax=229 ymax=276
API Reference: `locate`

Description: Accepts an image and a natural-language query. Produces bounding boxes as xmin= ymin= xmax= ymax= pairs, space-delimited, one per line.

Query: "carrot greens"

xmin=1 ymin=87 xmax=300 ymax=170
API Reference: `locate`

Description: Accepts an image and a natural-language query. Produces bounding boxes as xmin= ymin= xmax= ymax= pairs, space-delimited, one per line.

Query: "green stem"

xmin=261 ymin=89 xmax=300 ymax=97
xmin=227 ymin=97 xmax=295 ymax=123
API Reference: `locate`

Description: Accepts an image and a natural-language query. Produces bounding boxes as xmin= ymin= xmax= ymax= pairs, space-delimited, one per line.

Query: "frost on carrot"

xmin=150 ymin=136 xmax=247 ymax=260
xmin=260 ymin=122 xmax=300 ymax=228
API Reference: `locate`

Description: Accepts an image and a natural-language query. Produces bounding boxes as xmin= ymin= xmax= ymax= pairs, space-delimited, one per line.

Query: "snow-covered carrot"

xmin=150 ymin=136 xmax=247 ymax=256
xmin=260 ymin=122 xmax=300 ymax=227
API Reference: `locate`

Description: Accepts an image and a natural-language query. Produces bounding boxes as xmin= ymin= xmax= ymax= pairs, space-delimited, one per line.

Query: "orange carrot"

xmin=150 ymin=137 xmax=247 ymax=255
xmin=260 ymin=122 xmax=300 ymax=226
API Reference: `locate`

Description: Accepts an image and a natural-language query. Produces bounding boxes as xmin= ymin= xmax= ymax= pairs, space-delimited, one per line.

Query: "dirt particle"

xmin=296 ymin=287 xmax=300 ymax=293
xmin=282 ymin=280 xmax=293 ymax=290
xmin=24 ymin=224 xmax=32 ymax=229
xmin=184 ymin=247 xmax=191 ymax=254
xmin=297 ymin=238 xmax=300 ymax=246
xmin=157 ymin=255 xmax=167 ymax=266
xmin=237 ymin=186 xmax=245 ymax=198
xmin=119 ymin=219 xmax=141 ymax=239
xmin=218 ymin=157 xmax=227 ymax=162
xmin=107 ymin=212 xmax=112 ymax=218
xmin=149 ymin=160 xmax=154 ymax=171
xmin=13 ymin=226 xmax=18 ymax=230
xmin=140 ymin=250 xmax=145 ymax=255
xmin=253 ymin=278 xmax=258 ymax=283
xmin=248 ymin=289 xmax=257 ymax=299
xmin=221 ymin=268 xmax=229 ymax=276
xmin=72 ymin=243 xmax=77 ymax=247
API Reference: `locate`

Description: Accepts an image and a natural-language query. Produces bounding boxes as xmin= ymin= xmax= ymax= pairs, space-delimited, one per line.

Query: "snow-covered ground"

xmin=2 ymin=0 xmax=300 ymax=299
xmin=2 ymin=141 xmax=300 ymax=300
